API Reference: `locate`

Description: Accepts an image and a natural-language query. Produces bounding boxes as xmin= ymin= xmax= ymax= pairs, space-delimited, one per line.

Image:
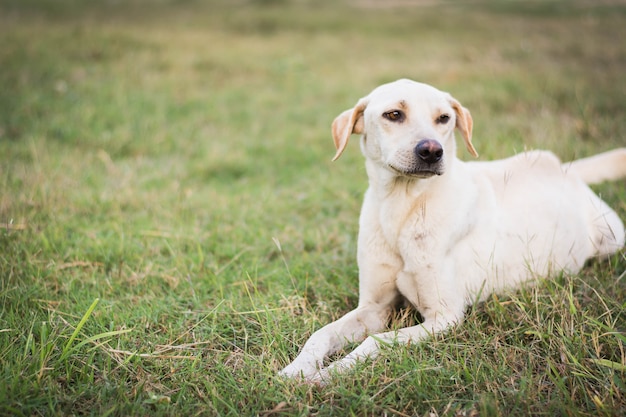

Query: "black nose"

xmin=415 ymin=139 xmax=444 ymax=164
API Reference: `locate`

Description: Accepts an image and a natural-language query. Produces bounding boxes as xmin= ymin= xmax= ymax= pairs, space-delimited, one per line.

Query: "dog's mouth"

xmin=388 ymin=164 xmax=442 ymax=178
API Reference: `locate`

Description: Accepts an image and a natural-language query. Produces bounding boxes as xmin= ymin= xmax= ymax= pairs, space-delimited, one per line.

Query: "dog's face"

xmin=331 ymin=79 xmax=477 ymax=178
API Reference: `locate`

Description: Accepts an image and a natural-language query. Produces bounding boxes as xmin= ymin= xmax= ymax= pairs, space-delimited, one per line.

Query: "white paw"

xmin=278 ymin=361 xmax=319 ymax=381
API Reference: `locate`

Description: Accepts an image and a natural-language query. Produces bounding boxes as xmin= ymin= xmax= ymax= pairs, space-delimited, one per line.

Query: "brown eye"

xmin=436 ymin=114 xmax=450 ymax=124
xmin=383 ymin=110 xmax=405 ymax=122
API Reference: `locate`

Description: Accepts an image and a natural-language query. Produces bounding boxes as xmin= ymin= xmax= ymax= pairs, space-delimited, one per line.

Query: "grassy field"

xmin=1 ymin=0 xmax=626 ymax=415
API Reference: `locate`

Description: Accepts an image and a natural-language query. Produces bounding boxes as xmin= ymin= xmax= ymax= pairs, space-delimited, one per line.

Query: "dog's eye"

xmin=383 ymin=110 xmax=405 ymax=122
xmin=436 ymin=114 xmax=451 ymax=124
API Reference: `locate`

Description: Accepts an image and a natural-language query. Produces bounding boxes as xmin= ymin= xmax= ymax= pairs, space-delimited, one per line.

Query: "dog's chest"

xmin=378 ymin=194 xmax=433 ymax=256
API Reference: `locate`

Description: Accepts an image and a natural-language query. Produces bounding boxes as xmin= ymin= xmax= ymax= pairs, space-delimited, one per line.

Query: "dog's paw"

xmin=278 ymin=363 xmax=315 ymax=381
xmin=278 ymin=367 xmax=331 ymax=386
xmin=278 ymin=358 xmax=332 ymax=383
xmin=277 ymin=364 xmax=302 ymax=379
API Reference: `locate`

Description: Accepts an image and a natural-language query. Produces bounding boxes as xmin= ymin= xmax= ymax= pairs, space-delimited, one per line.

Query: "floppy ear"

xmin=450 ymin=97 xmax=478 ymax=158
xmin=331 ymin=98 xmax=368 ymax=161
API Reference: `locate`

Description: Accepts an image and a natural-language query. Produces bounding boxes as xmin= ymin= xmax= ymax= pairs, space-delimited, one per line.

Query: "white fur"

xmin=280 ymin=79 xmax=626 ymax=382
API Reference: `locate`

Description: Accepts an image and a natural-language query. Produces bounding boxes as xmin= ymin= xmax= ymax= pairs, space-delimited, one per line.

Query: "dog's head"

xmin=331 ymin=79 xmax=477 ymax=178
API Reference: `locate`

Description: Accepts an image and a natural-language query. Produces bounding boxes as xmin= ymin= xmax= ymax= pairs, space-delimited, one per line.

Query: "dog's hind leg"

xmin=586 ymin=194 xmax=625 ymax=258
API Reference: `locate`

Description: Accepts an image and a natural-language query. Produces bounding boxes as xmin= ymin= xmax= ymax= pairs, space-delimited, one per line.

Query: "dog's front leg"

xmin=320 ymin=311 xmax=464 ymax=379
xmin=278 ymin=303 xmax=390 ymax=380
xmin=318 ymin=258 xmax=467 ymax=379
xmin=280 ymin=244 xmax=401 ymax=381
xmin=280 ymin=199 xmax=403 ymax=381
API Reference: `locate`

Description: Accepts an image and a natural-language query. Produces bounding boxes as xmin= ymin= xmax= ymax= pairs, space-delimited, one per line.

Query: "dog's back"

xmin=462 ymin=148 xmax=625 ymax=276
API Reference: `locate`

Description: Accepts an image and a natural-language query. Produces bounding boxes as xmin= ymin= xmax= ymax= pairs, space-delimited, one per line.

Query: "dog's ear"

xmin=331 ymin=98 xmax=368 ymax=161
xmin=450 ymin=97 xmax=478 ymax=158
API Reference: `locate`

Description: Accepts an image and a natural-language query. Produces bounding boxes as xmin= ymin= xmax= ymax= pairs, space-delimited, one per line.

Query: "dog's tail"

xmin=562 ymin=148 xmax=626 ymax=185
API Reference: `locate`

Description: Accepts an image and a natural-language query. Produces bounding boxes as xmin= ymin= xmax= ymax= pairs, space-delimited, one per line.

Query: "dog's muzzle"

xmin=388 ymin=139 xmax=445 ymax=178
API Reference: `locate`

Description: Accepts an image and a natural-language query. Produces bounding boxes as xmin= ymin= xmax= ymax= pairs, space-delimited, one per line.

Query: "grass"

xmin=1 ymin=0 xmax=625 ymax=415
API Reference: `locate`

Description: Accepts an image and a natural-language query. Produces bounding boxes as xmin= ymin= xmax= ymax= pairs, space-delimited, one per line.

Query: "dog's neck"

xmin=364 ymin=158 xmax=455 ymax=201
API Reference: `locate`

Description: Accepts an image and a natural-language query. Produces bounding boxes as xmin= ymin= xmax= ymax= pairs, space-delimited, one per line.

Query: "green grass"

xmin=1 ymin=0 xmax=625 ymax=415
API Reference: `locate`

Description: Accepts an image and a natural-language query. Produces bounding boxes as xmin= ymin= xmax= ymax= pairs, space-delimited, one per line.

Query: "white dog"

xmin=280 ymin=79 xmax=626 ymax=382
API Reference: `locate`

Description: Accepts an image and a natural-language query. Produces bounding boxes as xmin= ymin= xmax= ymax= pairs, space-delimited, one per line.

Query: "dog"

xmin=279 ymin=79 xmax=626 ymax=382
